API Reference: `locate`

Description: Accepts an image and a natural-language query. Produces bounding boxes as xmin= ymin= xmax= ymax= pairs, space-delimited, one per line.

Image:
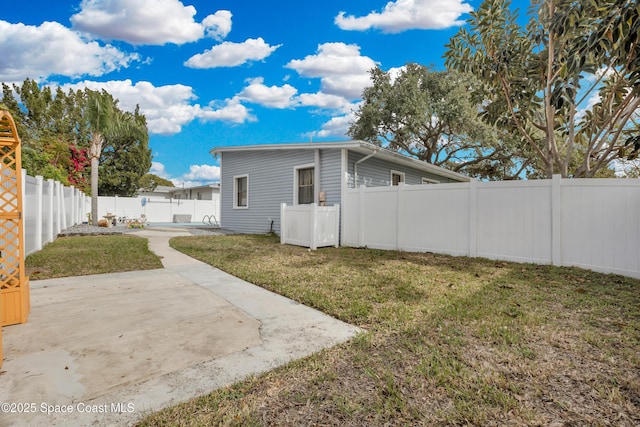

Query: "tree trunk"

xmin=91 ymin=156 xmax=99 ymax=226
xmin=90 ymin=133 xmax=102 ymax=226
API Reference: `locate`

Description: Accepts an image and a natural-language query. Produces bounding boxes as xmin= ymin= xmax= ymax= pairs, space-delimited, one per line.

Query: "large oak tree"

xmin=348 ymin=64 xmax=528 ymax=180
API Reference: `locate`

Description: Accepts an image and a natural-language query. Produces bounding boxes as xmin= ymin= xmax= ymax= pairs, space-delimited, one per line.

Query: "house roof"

xmin=211 ymin=140 xmax=470 ymax=182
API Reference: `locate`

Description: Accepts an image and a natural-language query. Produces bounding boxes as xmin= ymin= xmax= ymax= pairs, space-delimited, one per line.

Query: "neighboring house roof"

xmin=169 ymin=183 xmax=220 ymax=192
xmin=211 ymin=140 xmax=469 ymax=182
xmin=137 ymin=183 xmax=220 ymax=198
xmin=150 ymin=185 xmax=175 ymax=194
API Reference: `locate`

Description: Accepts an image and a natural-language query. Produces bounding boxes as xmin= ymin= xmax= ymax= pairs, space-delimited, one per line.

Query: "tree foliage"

xmin=348 ymin=64 xmax=528 ymax=180
xmin=139 ymin=173 xmax=175 ymax=191
xmin=1 ymin=79 xmax=151 ymax=194
xmin=99 ymin=107 xmax=152 ymax=196
xmin=444 ymin=0 xmax=640 ymax=178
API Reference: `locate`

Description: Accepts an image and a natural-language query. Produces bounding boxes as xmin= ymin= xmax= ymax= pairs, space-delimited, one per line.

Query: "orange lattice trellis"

xmin=0 ymin=110 xmax=30 ymax=340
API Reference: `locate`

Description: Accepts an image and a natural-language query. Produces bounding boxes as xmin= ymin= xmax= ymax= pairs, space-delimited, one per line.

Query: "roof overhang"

xmin=211 ymin=140 xmax=470 ymax=182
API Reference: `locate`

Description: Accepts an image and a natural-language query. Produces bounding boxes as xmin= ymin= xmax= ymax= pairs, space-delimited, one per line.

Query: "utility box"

xmin=173 ymin=214 xmax=191 ymax=223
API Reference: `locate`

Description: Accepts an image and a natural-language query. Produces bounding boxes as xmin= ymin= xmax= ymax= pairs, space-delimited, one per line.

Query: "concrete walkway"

xmin=0 ymin=228 xmax=361 ymax=426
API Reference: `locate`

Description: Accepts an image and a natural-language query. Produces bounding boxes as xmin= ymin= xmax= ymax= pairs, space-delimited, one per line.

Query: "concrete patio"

xmin=0 ymin=228 xmax=361 ymax=426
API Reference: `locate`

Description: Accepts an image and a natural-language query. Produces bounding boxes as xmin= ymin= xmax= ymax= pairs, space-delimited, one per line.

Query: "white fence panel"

xmin=23 ymin=174 xmax=39 ymax=256
xmin=561 ymin=179 xmax=640 ymax=277
xmin=343 ymin=176 xmax=640 ymax=279
xmin=22 ymin=170 xmax=89 ymax=256
xmin=281 ymin=203 xmax=339 ymax=250
xmin=41 ymin=179 xmax=52 ymax=246
xmin=280 ymin=204 xmax=311 ymax=247
xmin=361 ymin=186 xmax=398 ymax=250
xmin=476 ymin=180 xmax=552 ymax=263
xmin=315 ymin=205 xmax=340 ymax=247
xmin=97 ymin=196 xmax=220 ymax=224
xmin=342 ymin=190 xmax=361 ymax=246
xmin=400 ymin=183 xmax=470 ymax=256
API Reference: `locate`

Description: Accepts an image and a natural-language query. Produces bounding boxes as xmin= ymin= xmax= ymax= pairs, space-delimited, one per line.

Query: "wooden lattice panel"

xmin=0 ymin=110 xmax=29 ymax=329
xmin=0 ymin=219 xmax=20 ymax=287
xmin=1 ymin=144 xmax=19 ymax=213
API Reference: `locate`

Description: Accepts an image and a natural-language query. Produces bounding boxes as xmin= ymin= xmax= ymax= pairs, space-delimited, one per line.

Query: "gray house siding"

xmin=319 ymin=149 xmax=342 ymax=207
xmin=347 ymin=152 xmax=458 ymax=186
xmin=220 ymin=149 xmax=342 ymax=234
xmin=218 ymin=143 xmax=466 ymax=235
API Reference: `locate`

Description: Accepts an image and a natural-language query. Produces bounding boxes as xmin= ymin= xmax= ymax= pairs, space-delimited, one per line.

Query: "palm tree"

xmin=86 ymin=91 xmax=146 ymax=225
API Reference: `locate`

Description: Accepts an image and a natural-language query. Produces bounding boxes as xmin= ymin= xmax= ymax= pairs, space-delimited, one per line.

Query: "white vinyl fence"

xmin=280 ymin=203 xmax=340 ymax=250
xmin=343 ymin=175 xmax=640 ymax=279
xmin=98 ymin=195 xmax=219 ymax=225
xmin=23 ymin=170 xmax=89 ymax=256
xmin=22 ymin=170 xmax=221 ymax=256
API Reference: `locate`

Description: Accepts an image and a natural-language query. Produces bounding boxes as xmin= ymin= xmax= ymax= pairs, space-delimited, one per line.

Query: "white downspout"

xmin=354 ymin=150 xmax=378 ymax=187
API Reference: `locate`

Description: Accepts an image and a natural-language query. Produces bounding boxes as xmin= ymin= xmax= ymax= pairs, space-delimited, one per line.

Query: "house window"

xmin=391 ymin=170 xmax=405 ymax=186
xmin=234 ymin=175 xmax=248 ymax=208
xmin=297 ymin=167 xmax=314 ymax=204
xmin=196 ymin=192 xmax=202 ymax=200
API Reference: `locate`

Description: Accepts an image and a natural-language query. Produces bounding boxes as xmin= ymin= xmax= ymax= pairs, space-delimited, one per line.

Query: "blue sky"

xmin=1 ymin=0 xmax=528 ymax=186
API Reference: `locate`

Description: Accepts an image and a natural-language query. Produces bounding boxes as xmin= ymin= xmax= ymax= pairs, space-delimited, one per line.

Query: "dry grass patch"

xmin=138 ymin=234 xmax=640 ymax=426
xmin=26 ymin=235 xmax=163 ymax=279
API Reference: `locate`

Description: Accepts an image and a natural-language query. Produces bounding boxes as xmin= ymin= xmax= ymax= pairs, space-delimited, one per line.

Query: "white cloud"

xmin=181 ymin=164 xmax=221 ymax=182
xmin=285 ymin=42 xmax=377 ymax=99
xmin=575 ymin=92 xmax=601 ymax=121
xmin=149 ymin=161 xmax=170 ymax=178
xmin=311 ymin=113 xmax=356 ymax=139
xmin=203 ymin=11 xmax=233 ymax=41
xmin=238 ymin=77 xmax=297 ymax=108
xmin=233 ymin=76 xmax=355 ymax=112
xmin=388 ymin=66 xmax=406 ymax=83
xmin=150 ymin=161 xmax=220 ymax=185
xmin=185 ymin=37 xmax=281 ymax=68
xmin=335 ymin=0 xmax=473 ymax=33
xmin=62 ymin=79 xmax=199 ymax=134
xmin=62 ymin=80 xmax=254 ymax=134
xmin=198 ymin=97 xmax=255 ymax=123
xmin=297 ymin=92 xmax=353 ymax=111
xmin=70 ymin=0 xmax=232 ymax=45
xmin=0 ymin=20 xmax=138 ymax=82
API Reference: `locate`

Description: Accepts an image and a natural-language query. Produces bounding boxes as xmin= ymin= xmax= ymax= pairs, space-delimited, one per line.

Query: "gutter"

xmin=354 ymin=149 xmax=378 ymax=187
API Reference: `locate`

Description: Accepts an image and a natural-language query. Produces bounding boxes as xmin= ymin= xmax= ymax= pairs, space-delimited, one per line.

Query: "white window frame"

xmin=294 ymin=163 xmax=315 ymax=205
xmin=390 ymin=170 xmax=405 ymax=186
xmin=233 ymin=174 xmax=249 ymax=209
xmin=422 ymin=177 xmax=439 ymax=184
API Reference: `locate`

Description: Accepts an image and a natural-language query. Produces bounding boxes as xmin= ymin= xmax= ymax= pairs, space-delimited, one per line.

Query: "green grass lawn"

xmin=133 ymin=234 xmax=640 ymax=426
xmin=25 ymin=234 xmax=163 ymax=279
